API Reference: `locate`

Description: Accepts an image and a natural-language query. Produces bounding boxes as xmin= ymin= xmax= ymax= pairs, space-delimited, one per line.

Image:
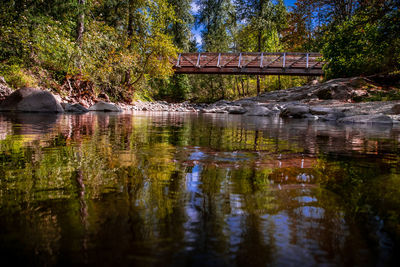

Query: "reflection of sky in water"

xmin=213 ymin=152 xmax=249 ymax=162
xmin=294 ymin=206 xmax=325 ymax=220
xmin=294 ymin=196 xmax=317 ymax=203
xmin=183 ymin=150 xmax=352 ymax=264
xmin=229 ymin=194 xmax=244 ymax=215
xmin=184 ymin=151 xmax=202 ymax=249
xmin=188 ymin=149 xmax=250 ymax=163
xmin=297 ymin=173 xmax=314 ymax=183
xmin=189 ymin=150 xmax=205 ymax=161
xmin=224 ymin=215 xmax=243 ymax=253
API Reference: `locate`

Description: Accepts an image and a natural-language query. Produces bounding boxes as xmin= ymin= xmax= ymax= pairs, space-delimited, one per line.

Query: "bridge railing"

xmin=170 ymin=52 xmax=325 ymax=76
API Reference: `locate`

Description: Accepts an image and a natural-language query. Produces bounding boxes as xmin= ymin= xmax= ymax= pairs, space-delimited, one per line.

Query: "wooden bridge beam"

xmin=174 ymin=67 xmax=323 ymax=76
xmin=171 ymin=52 xmax=324 ymax=76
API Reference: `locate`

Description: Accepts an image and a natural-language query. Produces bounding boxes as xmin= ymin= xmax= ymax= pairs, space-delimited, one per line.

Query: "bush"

xmin=1 ymin=65 xmax=38 ymax=89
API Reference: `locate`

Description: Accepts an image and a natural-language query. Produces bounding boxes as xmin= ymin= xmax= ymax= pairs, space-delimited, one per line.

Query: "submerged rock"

xmin=89 ymin=101 xmax=122 ymax=112
xmin=0 ymin=87 xmax=63 ymax=113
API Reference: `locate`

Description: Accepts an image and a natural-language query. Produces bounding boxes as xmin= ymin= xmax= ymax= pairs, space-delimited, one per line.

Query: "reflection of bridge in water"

xmin=171 ymin=52 xmax=325 ymax=76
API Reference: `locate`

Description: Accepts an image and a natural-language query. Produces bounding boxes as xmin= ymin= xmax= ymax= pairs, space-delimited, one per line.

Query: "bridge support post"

xmin=283 ymin=52 xmax=286 ymax=68
xmin=306 ymin=53 xmax=309 ymax=68
xmin=176 ymin=53 xmax=181 ymax=67
xmin=196 ymin=53 xmax=201 ymax=68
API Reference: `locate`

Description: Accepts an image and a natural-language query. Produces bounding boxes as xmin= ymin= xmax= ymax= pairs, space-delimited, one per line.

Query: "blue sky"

xmin=191 ymin=0 xmax=297 ymax=46
xmin=285 ymin=0 xmax=296 ymax=6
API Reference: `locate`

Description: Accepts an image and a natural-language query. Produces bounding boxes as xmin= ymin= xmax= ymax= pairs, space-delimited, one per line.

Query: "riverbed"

xmin=0 ymin=111 xmax=399 ymax=266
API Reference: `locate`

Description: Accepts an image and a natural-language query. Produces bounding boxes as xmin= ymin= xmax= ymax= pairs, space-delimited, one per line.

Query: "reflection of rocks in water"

xmin=0 ymin=115 xmax=12 ymax=140
xmin=57 ymin=113 xmax=134 ymax=142
xmin=0 ymin=112 xmax=61 ymax=135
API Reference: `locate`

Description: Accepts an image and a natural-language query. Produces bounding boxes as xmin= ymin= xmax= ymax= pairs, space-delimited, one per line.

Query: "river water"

xmin=0 ymin=112 xmax=399 ymax=266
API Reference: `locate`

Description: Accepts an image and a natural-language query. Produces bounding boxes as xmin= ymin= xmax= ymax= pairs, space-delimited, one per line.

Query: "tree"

xmin=160 ymin=0 xmax=194 ymax=101
xmin=234 ymin=0 xmax=287 ymax=94
xmin=191 ymin=0 xmax=237 ymax=101
xmin=321 ymin=0 xmax=400 ymax=78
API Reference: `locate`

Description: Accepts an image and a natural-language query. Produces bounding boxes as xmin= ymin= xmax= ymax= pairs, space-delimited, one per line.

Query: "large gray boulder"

xmin=338 ymin=114 xmax=393 ymax=124
xmin=280 ymin=105 xmax=310 ymax=118
xmin=0 ymin=87 xmax=63 ymax=113
xmin=89 ymin=101 xmax=122 ymax=112
xmin=227 ymin=106 xmax=247 ymax=114
xmin=245 ymin=106 xmax=273 ymax=116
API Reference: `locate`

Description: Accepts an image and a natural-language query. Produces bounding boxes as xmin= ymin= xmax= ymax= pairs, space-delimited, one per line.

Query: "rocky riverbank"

xmin=1 ymin=76 xmax=400 ymax=124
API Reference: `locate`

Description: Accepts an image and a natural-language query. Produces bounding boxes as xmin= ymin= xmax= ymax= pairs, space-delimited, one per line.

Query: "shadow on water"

xmin=0 ymin=112 xmax=61 ymax=135
xmin=0 ymin=111 xmax=399 ymax=266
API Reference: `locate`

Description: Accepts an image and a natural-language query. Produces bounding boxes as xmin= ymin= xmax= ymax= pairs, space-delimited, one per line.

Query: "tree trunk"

xmin=256 ymin=30 xmax=262 ymax=95
xmin=241 ymin=78 xmax=245 ymax=96
xmin=76 ymin=0 xmax=85 ymax=71
xmin=76 ymin=0 xmax=85 ymax=47
xmin=256 ymin=0 xmax=264 ymax=95
xmin=211 ymin=79 xmax=214 ymax=100
xmin=220 ymin=80 xmax=225 ymax=99
xmin=235 ymin=77 xmax=241 ymax=96
xmin=125 ymin=0 xmax=134 ymax=88
xmin=127 ymin=0 xmax=134 ymax=42
xmin=278 ymin=75 xmax=281 ymax=90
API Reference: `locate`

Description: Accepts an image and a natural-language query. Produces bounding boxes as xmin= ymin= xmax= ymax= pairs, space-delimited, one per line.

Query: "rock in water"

xmin=309 ymin=106 xmax=335 ymax=115
xmin=227 ymin=106 xmax=247 ymax=114
xmin=280 ymin=105 xmax=310 ymax=118
xmin=89 ymin=101 xmax=122 ymax=112
xmin=245 ymin=106 xmax=273 ymax=116
xmin=338 ymin=114 xmax=393 ymax=124
xmin=61 ymin=103 xmax=89 ymax=113
xmin=0 ymin=87 xmax=64 ymax=113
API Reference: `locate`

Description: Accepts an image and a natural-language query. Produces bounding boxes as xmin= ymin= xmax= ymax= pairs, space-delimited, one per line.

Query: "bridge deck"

xmin=171 ymin=52 xmax=324 ymax=76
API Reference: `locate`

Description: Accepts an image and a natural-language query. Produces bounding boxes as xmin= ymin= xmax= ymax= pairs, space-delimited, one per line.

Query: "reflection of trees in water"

xmin=0 ymin=113 xmax=399 ymax=264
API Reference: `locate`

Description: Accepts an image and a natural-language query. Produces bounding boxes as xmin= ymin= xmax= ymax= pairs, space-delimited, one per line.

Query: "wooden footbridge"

xmin=171 ymin=52 xmax=324 ymax=76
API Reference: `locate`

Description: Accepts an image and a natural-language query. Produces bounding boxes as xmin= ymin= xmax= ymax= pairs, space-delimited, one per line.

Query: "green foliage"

xmin=322 ymin=13 xmax=395 ymax=79
xmin=362 ymin=88 xmax=400 ymax=102
xmin=154 ymin=74 xmax=191 ymax=101
xmin=1 ymin=0 xmax=397 ymax=102
xmin=0 ymin=65 xmax=38 ymax=89
xmin=234 ymin=0 xmax=287 ymax=52
xmin=0 ymin=0 xmax=179 ymax=101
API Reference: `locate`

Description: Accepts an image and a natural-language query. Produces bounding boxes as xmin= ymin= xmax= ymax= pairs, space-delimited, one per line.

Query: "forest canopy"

xmin=0 ymin=0 xmax=399 ymax=102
